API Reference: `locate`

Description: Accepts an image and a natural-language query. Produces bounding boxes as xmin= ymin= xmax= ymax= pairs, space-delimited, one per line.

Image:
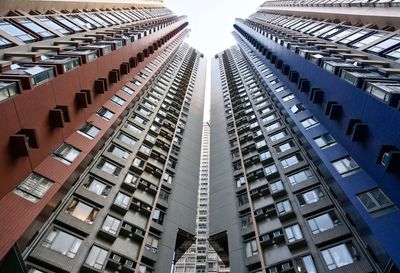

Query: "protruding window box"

xmin=363 ymin=81 xmax=400 ymax=107
xmin=299 ymin=196 xmax=333 ymax=217
xmin=80 ymin=44 xmax=112 ymax=56
xmin=150 ymin=220 xmax=164 ymax=233
xmin=98 ymin=227 xmax=118 ymax=243
xmin=312 ymin=224 xmax=351 ymax=247
xmin=103 ymin=38 xmax=125 ymax=48
xmin=309 ymin=54 xmax=337 ymax=66
xmin=0 ymin=80 xmax=19 ymax=102
xmin=271 ymin=187 xmax=287 ymax=199
xmin=297 ymin=48 xmax=320 ymax=59
xmin=287 ymin=237 xmax=307 ymax=251
xmin=340 ymin=68 xmax=383 ymax=88
xmin=0 ymin=64 xmax=55 ymax=89
xmin=245 ymin=254 xmax=260 ymax=267
xmin=130 ymin=158 xmax=145 ymax=174
xmin=35 ymin=55 xmax=81 ymax=74
xmin=278 ymin=210 xmax=296 ymax=221
xmin=121 ymin=176 xmax=138 ymax=193
xmin=60 ymin=49 xmax=98 ymax=64
xmin=322 ymin=60 xmax=356 ymax=75
xmin=142 ymin=247 xmax=158 ymax=262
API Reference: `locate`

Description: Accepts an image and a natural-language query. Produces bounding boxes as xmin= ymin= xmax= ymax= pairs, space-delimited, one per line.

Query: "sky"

xmin=165 ymin=0 xmax=263 ymax=57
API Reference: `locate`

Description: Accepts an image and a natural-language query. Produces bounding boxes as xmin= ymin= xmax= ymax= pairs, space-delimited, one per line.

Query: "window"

xmin=125 ymin=122 xmax=143 ymax=135
xmin=84 ymin=177 xmax=110 ymax=197
xmin=259 ymin=151 xmax=272 ymax=161
xmin=14 ymin=173 xmax=53 ymax=203
xmin=241 ymin=214 xmax=252 ymax=230
xmin=357 ymin=188 xmax=394 ymax=213
xmin=270 ymin=180 xmax=284 ymax=193
xmin=14 ymin=18 xmax=55 ymax=39
xmin=132 ymin=158 xmax=145 ymax=169
xmin=352 ymin=32 xmax=385 ymax=48
xmin=290 ymin=103 xmax=306 ymax=114
xmin=282 ymin=94 xmax=295 ymax=102
xmin=101 ymin=215 xmax=121 ymax=235
xmin=97 ymin=158 xmax=121 ymax=176
xmin=366 ymin=35 xmax=400 ymax=54
xmin=288 ymin=169 xmax=314 ymax=185
xmin=124 ymin=172 xmax=138 ymax=186
xmin=53 ymin=15 xmax=82 ymax=32
xmin=0 ymin=19 xmax=35 ymax=42
xmin=132 ymin=114 xmax=147 ymax=125
xmin=145 ymin=234 xmax=159 ymax=253
xmin=285 ymin=224 xmax=303 ymax=243
xmin=52 ymin=143 xmax=80 ymax=165
xmin=121 ymin=86 xmax=134 ymax=95
xmin=85 ymin=245 xmax=108 ymax=270
xmin=42 ymin=228 xmax=82 ymax=258
xmin=159 ymin=189 xmax=170 ymax=202
xmin=38 ymin=16 xmax=70 ymax=34
xmin=332 ymin=156 xmax=360 ymax=177
xmin=117 ymin=132 xmax=136 ymax=146
xmin=111 ymin=95 xmax=125 ymax=106
xmin=265 ymin=121 xmax=282 ymax=132
xmin=275 ymin=141 xmax=294 ymax=153
xmin=295 ymin=255 xmax=317 ymax=273
xmin=0 ymin=81 xmax=18 ymax=100
xmin=281 ymin=154 xmax=302 ymax=168
xmin=308 ymin=211 xmax=341 ymax=234
xmin=152 ymin=209 xmax=165 ymax=225
xmin=276 ymin=199 xmax=292 ymax=215
xmin=163 ymin=173 xmax=173 ymax=184
xmin=264 ymin=164 xmax=278 ymax=176
xmin=297 ymin=187 xmax=324 ymax=206
xmin=78 ymin=123 xmax=100 ymax=139
xmin=262 ymin=113 xmax=276 ymax=123
xmin=139 ymin=145 xmax=152 ymax=156
xmin=301 ymin=117 xmax=319 ymax=129
xmin=322 ymin=242 xmax=360 ymax=270
xmin=245 ymin=240 xmax=258 ymax=257
xmin=236 ymin=176 xmax=246 ymax=187
xmin=314 ymin=133 xmax=336 ymax=149
xmin=255 ymin=140 xmax=267 ymax=149
xmin=108 ymin=144 xmax=130 ymax=160
xmin=97 ymin=107 xmax=114 ymax=120
xmin=238 ymin=193 xmax=249 ymax=206
xmin=66 ymin=199 xmax=97 ymax=224
xmin=114 ymin=192 xmax=130 ymax=209
xmin=270 ymin=131 xmax=287 ymax=142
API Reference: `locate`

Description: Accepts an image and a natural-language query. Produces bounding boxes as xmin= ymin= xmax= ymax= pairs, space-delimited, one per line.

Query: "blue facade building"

xmin=225 ymin=2 xmax=400 ymax=271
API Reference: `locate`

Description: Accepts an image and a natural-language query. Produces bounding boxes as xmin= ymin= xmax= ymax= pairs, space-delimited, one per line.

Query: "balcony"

xmin=259 ymin=229 xmax=285 ymax=247
xmin=119 ymin=222 xmax=145 ymax=242
xmin=254 ymin=204 xmax=276 ymax=221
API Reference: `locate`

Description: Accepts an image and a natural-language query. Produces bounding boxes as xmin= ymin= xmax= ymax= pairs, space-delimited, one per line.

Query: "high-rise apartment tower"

xmin=0 ymin=1 xmax=207 ymax=272
xmin=210 ymin=1 xmax=400 ymax=273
